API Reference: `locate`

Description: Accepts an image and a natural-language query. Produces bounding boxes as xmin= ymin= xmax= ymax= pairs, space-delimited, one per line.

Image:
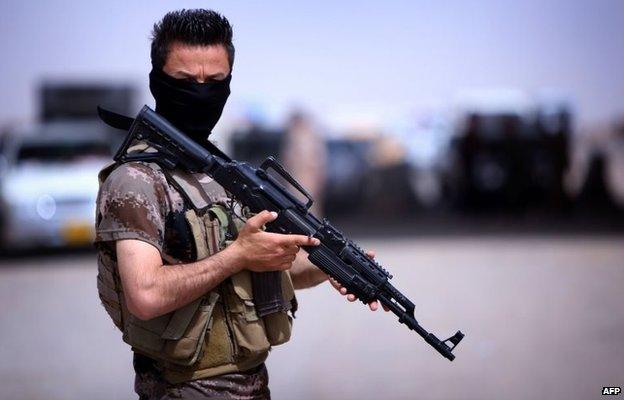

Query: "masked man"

xmin=95 ymin=9 xmax=383 ymax=400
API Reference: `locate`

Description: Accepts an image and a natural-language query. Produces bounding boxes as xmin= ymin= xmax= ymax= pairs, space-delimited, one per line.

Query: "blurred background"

xmin=0 ymin=1 xmax=622 ymax=399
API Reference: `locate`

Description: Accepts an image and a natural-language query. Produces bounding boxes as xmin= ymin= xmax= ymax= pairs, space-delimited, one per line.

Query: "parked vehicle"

xmin=0 ymin=125 xmax=112 ymax=250
xmin=444 ymin=102 xmax=571 ymax=212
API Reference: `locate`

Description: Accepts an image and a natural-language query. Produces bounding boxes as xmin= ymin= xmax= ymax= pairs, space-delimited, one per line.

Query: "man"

xmin=282 ymin=110 xmax=327 ymax=216
xmin=95 ymin=9 xmax=383 ymax=400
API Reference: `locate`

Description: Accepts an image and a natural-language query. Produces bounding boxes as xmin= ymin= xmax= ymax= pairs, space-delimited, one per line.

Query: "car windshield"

xmin=16 ymin=141 xmax=111 ymax=164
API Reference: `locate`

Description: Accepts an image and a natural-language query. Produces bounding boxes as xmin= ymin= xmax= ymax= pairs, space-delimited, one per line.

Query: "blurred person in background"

xmin=94 ymin=9 xmax=382 ymax=400
xmin=282 ymin=110 xmax=327 ymax=215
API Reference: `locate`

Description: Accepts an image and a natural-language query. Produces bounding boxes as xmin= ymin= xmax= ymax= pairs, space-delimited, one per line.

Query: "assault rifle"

xmin=99 ymin=105 xmax=465 ymax=361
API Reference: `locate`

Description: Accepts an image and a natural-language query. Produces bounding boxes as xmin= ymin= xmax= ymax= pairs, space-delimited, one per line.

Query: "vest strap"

xmin=163 ymin=168 xmax=212 ymax=211
xmin=209 ymin=205 xmax=231 ymax=246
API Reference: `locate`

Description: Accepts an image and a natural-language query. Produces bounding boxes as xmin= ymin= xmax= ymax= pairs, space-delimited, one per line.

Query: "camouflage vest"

xmin=96 ymin=145 xmax=296 ymax=383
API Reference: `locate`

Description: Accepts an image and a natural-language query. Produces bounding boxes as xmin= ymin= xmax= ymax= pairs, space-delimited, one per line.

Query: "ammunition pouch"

xmin=123 ymin=292 xmax=220 ymax=366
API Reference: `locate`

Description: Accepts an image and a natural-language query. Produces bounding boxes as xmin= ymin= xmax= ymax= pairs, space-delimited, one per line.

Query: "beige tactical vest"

xmin=96 ymin=150 xmax=296 ymax=384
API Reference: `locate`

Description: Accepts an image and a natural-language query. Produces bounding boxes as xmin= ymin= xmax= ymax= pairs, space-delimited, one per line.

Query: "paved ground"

xmin=0 ymin=235 xmax=622 ymax=400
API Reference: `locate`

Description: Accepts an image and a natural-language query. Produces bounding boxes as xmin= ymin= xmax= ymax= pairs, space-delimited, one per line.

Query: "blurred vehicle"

xmin=40 ymin=81 xmax=135 ymax=122
xmin=0 ymin=123 xmax=113 ymax=251
xmin=230 ymin=123 xmax=284 ymax=166
xmin=444 ymin=94 xmax=571 ymax=212
xmin=323 ymin=137 xmax=373 ymax=215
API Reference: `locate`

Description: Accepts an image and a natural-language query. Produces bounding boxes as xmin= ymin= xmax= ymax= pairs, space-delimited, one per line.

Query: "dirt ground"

xmin=0 ymin=235 xmax=622 ymax=400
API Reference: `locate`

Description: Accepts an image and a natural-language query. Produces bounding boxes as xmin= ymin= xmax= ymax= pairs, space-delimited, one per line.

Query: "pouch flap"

xmin=161 ymin=296 xmax=204 ymax=341
xmin=231 ymin=270 xmax=254 ymax=300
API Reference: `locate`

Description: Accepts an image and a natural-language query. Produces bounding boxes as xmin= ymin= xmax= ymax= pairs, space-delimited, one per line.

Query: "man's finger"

xmin=280 ymin=234 xmax=320 ymax=247
xmin=369 ymin=301 xmax=379 ymax=311
xmin=284 ymin=245 xmax=300 ymax=252
xmin=347 ymin=294 xmax=356 ymax=302
xmin=328 ymin=278 xmax=341 ymax=290
xmin=365 ymin=250 xmax=376 ymax=259
xmin=246 ymin=210 xmax=277 ymax=230
xmin=282 ymin=246 xmax=300 ymax=256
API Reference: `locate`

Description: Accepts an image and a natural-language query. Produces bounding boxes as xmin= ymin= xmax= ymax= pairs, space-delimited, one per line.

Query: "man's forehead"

xmin=165 ymin=41 xmax=230 ymax=75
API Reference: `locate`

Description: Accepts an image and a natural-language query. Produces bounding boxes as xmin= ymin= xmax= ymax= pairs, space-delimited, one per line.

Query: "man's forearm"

xmin=131 ymin=245 xmax=242 ymax=320
xmin=160 ymin=252 xmax=236 ymax=312
xmin=147 ymin=249 xmax=324 ymax=318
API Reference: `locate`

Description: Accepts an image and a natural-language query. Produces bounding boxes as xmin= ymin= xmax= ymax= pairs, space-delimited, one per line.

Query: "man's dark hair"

xmin=151 ymin=9 xmax=234 ymax=70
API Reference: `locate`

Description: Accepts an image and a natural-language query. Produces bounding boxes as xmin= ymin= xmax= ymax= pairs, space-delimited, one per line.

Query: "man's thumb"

xmin=246 ymin=210 xmax=278 ymax=230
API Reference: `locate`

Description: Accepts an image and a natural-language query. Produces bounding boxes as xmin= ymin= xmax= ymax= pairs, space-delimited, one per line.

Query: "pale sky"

xmin=1 ymin=0 xmax=622 ymax=130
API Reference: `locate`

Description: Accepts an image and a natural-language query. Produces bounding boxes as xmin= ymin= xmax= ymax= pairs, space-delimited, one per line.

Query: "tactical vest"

xmin=96 ymin=150 xmax=296 ymax=384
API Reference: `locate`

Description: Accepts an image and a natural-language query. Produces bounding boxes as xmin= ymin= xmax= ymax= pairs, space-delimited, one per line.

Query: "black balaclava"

xmin=149 ymin=68 xmax=231 ymax=143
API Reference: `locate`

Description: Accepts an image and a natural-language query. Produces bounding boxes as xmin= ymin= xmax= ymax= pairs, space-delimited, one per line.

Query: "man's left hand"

xmin=328 ymin=250 xmax=390 ymax=312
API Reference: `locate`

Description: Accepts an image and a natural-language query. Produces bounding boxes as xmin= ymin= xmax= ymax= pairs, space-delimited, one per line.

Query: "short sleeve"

xmin=94 ymin=162 xmax=168 ymax=252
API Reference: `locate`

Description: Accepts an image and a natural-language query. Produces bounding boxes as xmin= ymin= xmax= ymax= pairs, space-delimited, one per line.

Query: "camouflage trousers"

xmin=133 ymin=354 xmax=271 ymax=400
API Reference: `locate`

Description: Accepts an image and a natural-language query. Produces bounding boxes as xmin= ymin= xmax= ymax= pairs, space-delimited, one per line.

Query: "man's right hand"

xmin=227 ymin=210 xmax=320 ymax=272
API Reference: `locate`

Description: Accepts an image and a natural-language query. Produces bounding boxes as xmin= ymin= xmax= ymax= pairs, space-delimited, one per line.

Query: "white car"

xmin=0 ymin=130 xmax=112 ymax=250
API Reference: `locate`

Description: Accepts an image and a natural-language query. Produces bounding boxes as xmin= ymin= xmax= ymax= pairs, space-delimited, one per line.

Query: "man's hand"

xmin=329 ymin=250 xmax=390 ymax=312
xmin=227 ymin=210 xmax=320 ymax=272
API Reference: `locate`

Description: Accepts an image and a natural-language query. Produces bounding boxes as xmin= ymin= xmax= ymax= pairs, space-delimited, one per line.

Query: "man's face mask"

xmin=149 ymin=68 xmax=231 ymax=143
